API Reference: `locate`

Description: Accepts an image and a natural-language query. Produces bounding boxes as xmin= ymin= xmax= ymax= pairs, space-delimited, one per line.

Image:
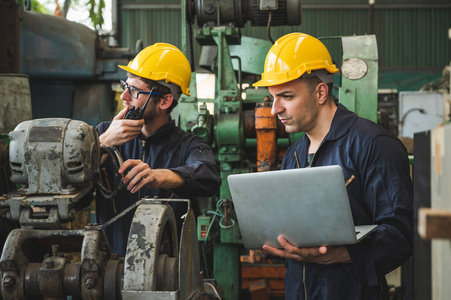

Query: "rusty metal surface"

xmin=1 ymin=118 xmax=100 ymax=228
xmin=0 ymin=198 xmax=208 ymax=299
xmin=244 ymin=110 xmax=256 ymax=138
xmin=178 ymin=209 xmax=203 ymax=300
xmin=122 ymin=290 xmax=179 ymax=299
xmin=255 ymin=103 xmax=277 ymax=171
xmin=104 ymin=259 xmax=124 ymax=300
xmin=244 ymin=108 xmax=289 ymax=139
xmin=38 ymin=256 xmax=66 ymax=297
xmin=0 ymin=228 xmax=112 ymax=299
xmin=123 ymin=202 xmax=178 ymax=292
xmin=24 ymin=263 xmax=41 ymax=296
xmin=155 ymin=254 xmax=179 ymax=291
xmin=0 ymin=228 xmax=85 ymax=299
xmin=63 ymin=262 xmax=82 ymax=296
xmin=121 ymin=198 xmax=205 ymax=299
xmin=80 ymin=229 xmax=111 ymax=299
xmin=1 ymin=184 xmax=93 ymax=228
xmin=8 ymin=118 xmax=100 ymax=194
xmin=25 ymin=260 xmax=82 ymax=298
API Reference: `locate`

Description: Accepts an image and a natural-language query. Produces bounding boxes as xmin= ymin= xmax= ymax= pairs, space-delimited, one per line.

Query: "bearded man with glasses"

xmin=95 ymin=43 xmax=221 ymax=257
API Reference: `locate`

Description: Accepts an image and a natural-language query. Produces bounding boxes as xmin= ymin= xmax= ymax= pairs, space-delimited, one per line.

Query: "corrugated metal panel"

xmin=374 ymin=8 xmax=451 ymax=68
xmin=119 ymin=1 xmax=451 ymax=69
xmin=242 ymin=5 xmax=450 ymax=69
xmin=119 ymin=0 xmax=183 ymax=51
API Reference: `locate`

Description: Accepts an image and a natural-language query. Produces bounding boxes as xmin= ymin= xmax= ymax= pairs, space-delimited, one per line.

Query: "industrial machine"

xmin=0 ymin=0 xmax=381 ymax=298
xmin=0 ymin=118 xmax=217 ymax=299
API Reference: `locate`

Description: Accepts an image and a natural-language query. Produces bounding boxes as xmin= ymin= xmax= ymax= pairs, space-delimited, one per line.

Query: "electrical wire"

xmin=93 ymin=146 xmax=126 ymax=199
xmin=207 ymin=199 xmax=236 ymax=230
xmin=201 ymin=199 xmax=237 ymax=278
xmin=205 ymin=282 xmax=223 ymax=299
xmin=399 ymin=108 xmax=426 ymax=137
xmin=267 ymin=11 xmax=275 ymax=44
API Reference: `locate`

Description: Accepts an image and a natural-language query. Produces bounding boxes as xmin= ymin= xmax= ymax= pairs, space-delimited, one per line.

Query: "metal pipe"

xmin=255 ymin=102 xmax=277 ymax=171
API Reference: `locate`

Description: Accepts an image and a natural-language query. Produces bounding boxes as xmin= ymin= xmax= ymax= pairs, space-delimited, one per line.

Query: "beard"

xmin=142 ymin=98 xmax=159 ymax=122
xmin=282 ymin=93 xmax=319 ymax=134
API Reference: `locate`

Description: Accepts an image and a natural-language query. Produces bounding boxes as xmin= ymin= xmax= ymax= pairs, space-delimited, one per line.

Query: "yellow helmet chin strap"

xmin=158 ymin=80 xmax=183 ymax=101
xmin=302 ymin=69 xmax=335 ymax=84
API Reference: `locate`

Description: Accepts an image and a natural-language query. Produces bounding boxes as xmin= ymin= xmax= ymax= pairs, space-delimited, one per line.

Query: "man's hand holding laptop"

xmin=262 ymin=236 xmax=352 ymax=264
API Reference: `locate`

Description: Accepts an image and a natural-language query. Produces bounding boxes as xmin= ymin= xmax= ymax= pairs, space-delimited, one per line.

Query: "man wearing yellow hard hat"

xmin=96 ymin=43 xmax=221 ymax=256
xmin=255 ymin=33 xmax=413 ymax=300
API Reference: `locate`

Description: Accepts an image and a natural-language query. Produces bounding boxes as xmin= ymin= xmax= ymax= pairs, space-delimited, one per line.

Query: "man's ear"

xmin=316 ymin=83 xmax=328 ymax=105
xmin=158 ymin=94 xmax=174 ymax=110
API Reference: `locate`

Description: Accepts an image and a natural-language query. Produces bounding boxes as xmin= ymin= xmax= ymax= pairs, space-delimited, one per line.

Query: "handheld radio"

xmin=123 ymin=87 xmax=156 ymax=120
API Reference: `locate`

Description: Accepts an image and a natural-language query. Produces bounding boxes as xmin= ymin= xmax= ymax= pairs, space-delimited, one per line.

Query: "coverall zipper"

xmin=308 ymin=139 xmax=325 ymax=167
xmin=296 ymin=138 xmax=325 ymax=300
xmin=139 ymin=139 xmax=146 ymax=200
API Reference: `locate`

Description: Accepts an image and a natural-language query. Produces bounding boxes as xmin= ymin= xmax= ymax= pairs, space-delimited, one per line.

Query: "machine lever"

xmin=85 ymin=199 xmax=145 ymax=231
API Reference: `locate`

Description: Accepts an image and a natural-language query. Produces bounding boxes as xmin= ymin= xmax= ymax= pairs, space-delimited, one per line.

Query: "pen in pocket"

xmin=345 ymin=175 xmax=356 ymax=187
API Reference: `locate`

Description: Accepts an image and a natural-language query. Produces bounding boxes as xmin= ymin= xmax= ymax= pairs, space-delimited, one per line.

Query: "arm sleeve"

xmin=168 ymin=138 xmax=221 ymax=198
xmin=345 ymin=135 xmax=414 ymax=287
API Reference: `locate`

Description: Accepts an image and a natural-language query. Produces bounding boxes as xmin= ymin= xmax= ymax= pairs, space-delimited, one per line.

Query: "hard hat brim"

xmin=118 ymin=64 xmax=191 ymax=97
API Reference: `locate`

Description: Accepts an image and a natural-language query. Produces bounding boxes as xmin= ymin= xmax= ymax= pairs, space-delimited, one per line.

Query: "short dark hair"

xmin=128 ymin=73 xmax=178 ymax=114
xmin=303 ymin=76 xmax=333 ymax=98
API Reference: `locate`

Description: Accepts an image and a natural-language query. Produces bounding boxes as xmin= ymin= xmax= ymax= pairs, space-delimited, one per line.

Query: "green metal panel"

xmin=213 ymin=242 xmax=240 ymax=300
xmin=340 ymin=35 xmax=378 ymax=122
xmin=229 ymin=36 xmax=273 ymax=75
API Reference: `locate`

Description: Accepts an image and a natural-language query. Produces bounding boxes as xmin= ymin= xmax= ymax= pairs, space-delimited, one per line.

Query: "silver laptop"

xmin=227 ymin=165 xmax=376 ymax=250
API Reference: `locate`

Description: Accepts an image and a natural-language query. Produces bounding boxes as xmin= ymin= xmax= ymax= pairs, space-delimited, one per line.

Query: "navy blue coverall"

xmin=96 ymin=120 xmax=221 ymax=257
xmin=282 ymin=104 xmax=413 ymax=300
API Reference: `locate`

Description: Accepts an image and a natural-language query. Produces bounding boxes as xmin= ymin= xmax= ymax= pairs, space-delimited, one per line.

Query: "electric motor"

xmin=8 ymin=118 xmax=100 ymax=194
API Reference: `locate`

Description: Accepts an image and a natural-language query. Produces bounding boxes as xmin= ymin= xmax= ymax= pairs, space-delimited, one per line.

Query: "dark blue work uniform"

xmin=282 ymin=104 xmax=413 ymax=300
xmin=96 ymin=120 xmax=221 ymax=257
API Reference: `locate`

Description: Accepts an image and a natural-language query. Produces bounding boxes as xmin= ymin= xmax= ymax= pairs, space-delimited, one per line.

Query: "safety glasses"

xmin=120 ymin=79 xmax=163 ymax=99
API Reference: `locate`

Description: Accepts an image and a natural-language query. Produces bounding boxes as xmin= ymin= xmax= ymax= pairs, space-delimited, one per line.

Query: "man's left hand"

xmin=262 ymin=236 xmax=352 ymax=264
xmin=119 ymin=159 xmax=185 ymax=193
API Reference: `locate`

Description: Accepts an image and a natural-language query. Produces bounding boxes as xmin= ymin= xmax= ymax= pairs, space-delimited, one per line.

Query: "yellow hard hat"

xmin=253 ymin=33 xmax=339 ymax=87
xmin=119 ymin=43 xmax=191 ymax=98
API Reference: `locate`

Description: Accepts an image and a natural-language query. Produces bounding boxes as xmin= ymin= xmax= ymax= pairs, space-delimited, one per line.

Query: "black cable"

xmin=400 ymin=108 xmax=426 ymax=126
xmin=93 ymin=146 xmax=126 ymax=199
xmin=267 ymin=11 xmax=275 ymax=44
xmin=188 ymin=22 xmax=195 ymax=71
xmin=399 ymin=107 xmax=426 ymax=137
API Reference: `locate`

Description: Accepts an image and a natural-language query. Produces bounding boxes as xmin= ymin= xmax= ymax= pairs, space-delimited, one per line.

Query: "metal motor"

xmin=3 ymin=118 xmax=99 ymax=228
xmin=187 ymin=0 xmax=302 ymax=27
xmin=9 ymin=118 xmax=100 ymax=195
